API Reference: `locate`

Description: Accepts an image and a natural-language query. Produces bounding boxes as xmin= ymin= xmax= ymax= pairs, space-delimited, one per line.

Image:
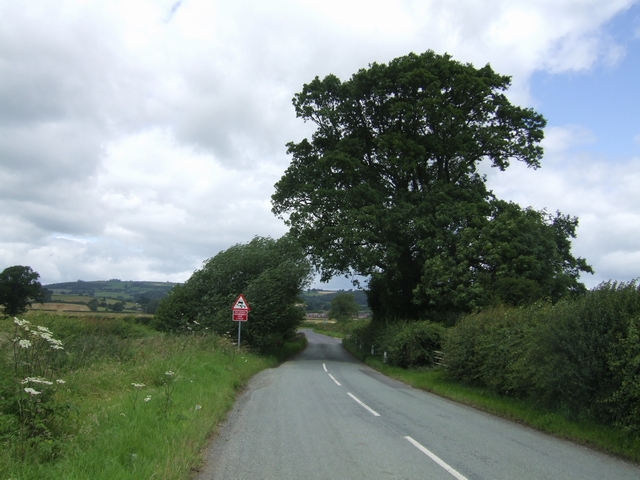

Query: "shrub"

xmin=444 ymin=281 xmax=640 ymax=431
xmin=379 ymin=321 xmax=446 ymax=368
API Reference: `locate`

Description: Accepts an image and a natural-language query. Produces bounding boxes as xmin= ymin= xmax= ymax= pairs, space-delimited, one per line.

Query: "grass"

xmin=342 ymin=339 xmax=640 ymax=464
xmin=0 ymin=314 xmax=307 ymax=479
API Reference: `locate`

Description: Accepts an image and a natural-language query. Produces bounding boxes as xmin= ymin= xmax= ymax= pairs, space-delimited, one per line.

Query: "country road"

xmin=197 ymin=329 xmax=640 ymax=480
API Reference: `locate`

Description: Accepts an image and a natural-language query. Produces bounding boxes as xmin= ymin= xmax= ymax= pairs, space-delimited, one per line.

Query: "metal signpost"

xmin=232 ymin=294 xmax=250 ymax=347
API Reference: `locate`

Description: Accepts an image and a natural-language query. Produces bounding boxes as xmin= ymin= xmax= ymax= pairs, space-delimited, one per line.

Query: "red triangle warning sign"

xmin=233 ymin=294 xmax=250 ymax=310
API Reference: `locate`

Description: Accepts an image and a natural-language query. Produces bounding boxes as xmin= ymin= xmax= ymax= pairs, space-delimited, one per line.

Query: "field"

xmin=30 ymin=302 xmax=90 ymax=312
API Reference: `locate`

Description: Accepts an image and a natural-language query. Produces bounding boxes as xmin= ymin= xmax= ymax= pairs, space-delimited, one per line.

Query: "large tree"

xmin=0 ymin=265 xmax=44 ymax=317
xmin=272 ymin=51 xmax=588 ymax=321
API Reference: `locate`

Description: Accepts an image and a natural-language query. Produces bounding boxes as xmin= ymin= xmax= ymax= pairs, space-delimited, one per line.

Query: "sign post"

xmin=232 ymin=294 xmax=250 ymax=347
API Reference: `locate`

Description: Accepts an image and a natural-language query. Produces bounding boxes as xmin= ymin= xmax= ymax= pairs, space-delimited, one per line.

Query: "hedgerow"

xmin=444 ymin=281 xmax=640 ymax=433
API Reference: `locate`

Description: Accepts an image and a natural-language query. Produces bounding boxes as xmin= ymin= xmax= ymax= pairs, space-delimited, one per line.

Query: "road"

xmin=197 ymin=329 xmax=640 ymax=480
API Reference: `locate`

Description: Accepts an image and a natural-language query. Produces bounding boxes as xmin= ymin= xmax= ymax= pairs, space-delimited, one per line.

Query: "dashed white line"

xmin=405 ymin=436 xmax=468 ymax=480
xmin=328 ymin=374 xmax=341 ymax=386
xmin=323 ymin=363 xmax=328 ymax=372
xmin=347 ymin=392 xmax=380 ymax=417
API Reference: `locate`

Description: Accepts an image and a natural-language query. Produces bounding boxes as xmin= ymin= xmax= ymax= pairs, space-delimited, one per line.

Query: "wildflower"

xmin=144 ymin=395 xmax=151 ymax=402
xmin=21 ymin=377 xmax=53 ymax=385
xmin=14 ymin=317 xmax=30 ymax=326
xmin=195 ymin=404 xmax=202 ymax=411
xmin=165 ymin=371 xmax=175 ymax=376
xmin=36 ymin=325 xmax=53 ymax=334
xmin=18 ymin=339 xmax=32 ymax=349
xmin=24 ymin=387 xmax=41 ymax=395
xmin=56 ymin=379 xmax=66 ymax=384
xmin=131 ymin=383 xmax=145 ymax=388
xmin=193 ymin=320 xmax=200 ymax=325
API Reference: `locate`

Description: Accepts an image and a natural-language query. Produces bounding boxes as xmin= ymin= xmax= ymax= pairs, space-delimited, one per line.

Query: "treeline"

xmin=350 ymin=281 xmax=640 ymax=434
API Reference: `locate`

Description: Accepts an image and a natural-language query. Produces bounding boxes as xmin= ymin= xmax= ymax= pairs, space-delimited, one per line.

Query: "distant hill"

xmin=300 ymin=289 xmax=369 ymax=312
xmin=45 ymin=280 xmax=178 ymax=302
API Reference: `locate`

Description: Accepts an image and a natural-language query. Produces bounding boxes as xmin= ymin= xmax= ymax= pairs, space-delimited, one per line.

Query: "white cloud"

xmin=486 ymin=145 xmax=640 ymax=288
xmin=0 ymin=0 xmax=637 ymax=285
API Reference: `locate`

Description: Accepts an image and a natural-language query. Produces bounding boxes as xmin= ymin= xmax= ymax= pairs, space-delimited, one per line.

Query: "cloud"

xmin=0 ymin=0 xmax=637 ymax=285
xmin=485 ymin=139 xmax=640 ymax=288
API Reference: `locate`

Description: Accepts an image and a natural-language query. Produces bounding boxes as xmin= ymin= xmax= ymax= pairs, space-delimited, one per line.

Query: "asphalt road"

xmin=197 ymin=329 xmax=640 ymax=480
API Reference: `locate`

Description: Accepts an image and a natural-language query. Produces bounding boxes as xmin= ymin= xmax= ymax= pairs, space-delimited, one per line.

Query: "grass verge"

xmin=1 ymin=315 xmax=306 ymax=480
xmin=343 ymin=339 xmax=640 ymax=464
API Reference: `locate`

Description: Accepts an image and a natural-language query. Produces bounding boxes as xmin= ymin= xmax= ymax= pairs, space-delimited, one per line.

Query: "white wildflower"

xmin=195 ymin=404 xmax=201 ymax=411
xmin=144 ymin=395 xmax=151 ymax=402
xmin=56 ymin=379 xmax=66 ymax=384
xmin=21 ymin=377 xmax=53 ymax=385
xmin=18 ymin=339 xmax=32 ymax=349
xmin=131 ymin=383 xmax=145 ymax=388
xmin=24 ymin=387 xmax=41 ymax=395
xmin=37 ymin=325 xmax=53 ymax=334
xmin=14 ymin=317 xmax=29 ymax=326
xmin=165 ymin=371 xmax=175 ymax=376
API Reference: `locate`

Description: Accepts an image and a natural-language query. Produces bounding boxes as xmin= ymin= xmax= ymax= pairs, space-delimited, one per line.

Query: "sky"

xmin=0 ymin=0 xmax=639 ymax=290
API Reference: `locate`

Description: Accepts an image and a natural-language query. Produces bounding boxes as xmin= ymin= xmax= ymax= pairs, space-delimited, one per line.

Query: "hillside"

xmin=45 ymin=279 xmax=178 ymax=301
xmin=300 ymin=289 xmax=369 ymax=313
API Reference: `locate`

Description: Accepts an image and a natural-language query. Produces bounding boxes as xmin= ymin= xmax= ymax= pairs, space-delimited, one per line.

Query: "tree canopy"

xmin=154 ymin=236 xmax=312 ymax=349
xmin=0 ymin=265 xmax=44 ymax=317
xmin=328 ymin=292 xmax=360 ymax=322
xmin=272 ymin=50 xmax=591 ymax=322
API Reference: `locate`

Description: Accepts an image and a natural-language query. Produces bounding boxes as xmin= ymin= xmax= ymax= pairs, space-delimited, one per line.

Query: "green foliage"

xmin=444 ymin=281 xmax=640 ymax=434
xmin=327 ymin=293 xmax=359 ymax=322
xmin=153 ymin=236 xmax=312 ymax=350
xmin=1 ymin=318 xmax=69 ymax=461
xmin=272 ymin=50 xmax=590 ymax=322
xmin=87 ymin=298 xmax=99 ymax=312
xmin=1 ymin=311 xmax=305 ymax=478
xmin=346 ymin=319 xmax=444 ymax=369
xmin=416 ymin=200 xmax=592 ymax=317
xmin=0 ymin=266 xmax=44 ymax=317
xmin=376 ymin=321 xmax=446 ymax=368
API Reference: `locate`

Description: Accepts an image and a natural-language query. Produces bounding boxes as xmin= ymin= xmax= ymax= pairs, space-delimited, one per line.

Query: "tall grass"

xmin=0 ymin=313 xmax=305 ymax=479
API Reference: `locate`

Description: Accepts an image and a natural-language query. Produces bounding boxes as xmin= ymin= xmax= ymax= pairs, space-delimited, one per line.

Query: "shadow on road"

xmin=296 ymin=329 xmax=360 ymax=363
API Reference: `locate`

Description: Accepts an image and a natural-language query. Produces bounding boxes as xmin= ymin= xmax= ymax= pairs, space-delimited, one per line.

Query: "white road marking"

xmin=323 ymin=363 xmax=328 ymax=372
xmin=405 ymin=436 xmax=468 ymax=480
xmin=328 ymin=374 xmax=341 ymax=386
xmin=347 ymin=392 xmax=380 ymax=417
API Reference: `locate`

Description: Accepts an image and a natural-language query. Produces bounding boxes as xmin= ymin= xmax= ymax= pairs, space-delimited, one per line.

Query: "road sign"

xmin=232 ymin=294 xmax=250 ymax=348
xmin=233 ymin=294 xmax=250 ymax=312
xmin=233 ymin=309 xmax=248 ymax=322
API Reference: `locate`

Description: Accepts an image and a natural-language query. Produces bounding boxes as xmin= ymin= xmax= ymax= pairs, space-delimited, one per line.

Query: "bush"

xmin=377 ymin=321 xmax=446 ymax=368
xmin=444 ymin=281 xmax=640 ymax=432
